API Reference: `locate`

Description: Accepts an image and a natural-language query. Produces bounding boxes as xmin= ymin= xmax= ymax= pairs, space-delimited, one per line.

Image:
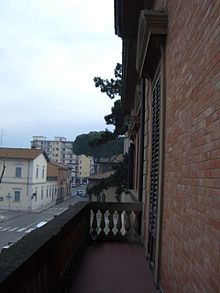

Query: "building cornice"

xmin=136 ymin=10 xmax=168 ymax=78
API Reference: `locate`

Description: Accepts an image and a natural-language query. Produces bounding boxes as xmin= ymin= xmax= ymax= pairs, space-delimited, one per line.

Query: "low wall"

xmin=0 ymin=201 xmax=90 ymax=293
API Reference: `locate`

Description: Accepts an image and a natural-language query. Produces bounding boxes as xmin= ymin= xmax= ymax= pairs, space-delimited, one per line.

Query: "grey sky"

xmin=0 ymin=0 xmax=121 ymax=147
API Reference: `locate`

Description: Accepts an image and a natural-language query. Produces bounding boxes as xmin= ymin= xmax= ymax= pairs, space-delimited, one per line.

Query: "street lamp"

xmin=6 ymin=193 xmax=12 ymax=210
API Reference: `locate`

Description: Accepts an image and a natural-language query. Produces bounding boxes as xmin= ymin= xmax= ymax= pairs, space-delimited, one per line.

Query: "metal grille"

xmin=148 ymin=73 xmax=161 ymax=265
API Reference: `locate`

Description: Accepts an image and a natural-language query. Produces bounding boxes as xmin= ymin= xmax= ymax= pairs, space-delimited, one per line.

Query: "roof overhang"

xmin=136 ymin=10 xmax=168 ymax=79
xmin=114 ymin=1 xmax=157 ymax=116
xmin=114 ymin=0 xmax=156 ymax=37
xmin=121 ymin=40 xmax=138 ymax=115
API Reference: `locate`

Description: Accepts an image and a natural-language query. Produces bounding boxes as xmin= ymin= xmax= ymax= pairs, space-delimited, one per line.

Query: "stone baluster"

xmin=100 ymin=209 xmax=106 ymax=236
xmin=134 ymin=211 xmax=140 ymax=235
xmin=91 ymin=208 xmax=98 ymax=237
xmin=124 ymin=210 xmax=131 ymax=236
xmin=116 ymin=210 xmax=122 ymax=236
xmin=108 ymin=210 xmax=114 ymax=236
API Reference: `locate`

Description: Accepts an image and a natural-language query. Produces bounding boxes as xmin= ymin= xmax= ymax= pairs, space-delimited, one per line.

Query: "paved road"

xmin=0 ymin=190 xmax=88 ymax=251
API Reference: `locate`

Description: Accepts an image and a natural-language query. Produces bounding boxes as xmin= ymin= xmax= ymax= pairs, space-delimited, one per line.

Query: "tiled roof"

xmin=88 ymin=171 xmax=114 ymax=180
xmin=0 ymin=148 xmax=47 ymax=160
xmin=97 ymin=154 xmax=124 ymax=164
xmin=48 ymin=161 xmax=68 ymax=169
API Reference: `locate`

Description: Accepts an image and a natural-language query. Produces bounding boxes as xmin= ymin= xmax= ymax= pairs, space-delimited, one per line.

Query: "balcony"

xmin=0 ymin=201 xmax=158 ymax=293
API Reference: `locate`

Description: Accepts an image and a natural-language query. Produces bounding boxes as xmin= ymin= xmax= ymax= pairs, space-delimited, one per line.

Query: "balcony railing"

xmin=0 ymin=200 xmax=143 ymax=293
xmin=90 ymin=202 xmax=142 ymax=242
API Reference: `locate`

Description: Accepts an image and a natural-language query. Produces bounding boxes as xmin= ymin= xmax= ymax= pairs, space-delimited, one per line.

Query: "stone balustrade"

xmin=90 ymin=202 xmax=143 ymax=242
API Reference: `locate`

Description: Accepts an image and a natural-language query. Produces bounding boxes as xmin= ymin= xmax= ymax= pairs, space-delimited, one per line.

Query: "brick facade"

xmin=155 ymin=1 xmax=220 ymax=291
xmin=115 ymin=0 xmax=220 ymax=292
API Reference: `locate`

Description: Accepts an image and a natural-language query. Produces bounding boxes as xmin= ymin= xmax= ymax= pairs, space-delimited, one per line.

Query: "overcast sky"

xmin=0 ymin=0 xmax=122 ymax=148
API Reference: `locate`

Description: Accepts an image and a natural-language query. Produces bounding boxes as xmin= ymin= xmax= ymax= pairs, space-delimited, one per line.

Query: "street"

xmin=0 ymin=188 xmax=88 ymax=251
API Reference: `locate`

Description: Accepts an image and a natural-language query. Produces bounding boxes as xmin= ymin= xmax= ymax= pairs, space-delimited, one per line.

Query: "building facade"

xmin=31 ymin=136 xmax=78 ymax=183
xmin=115 ymin=0 xmax=220 ymax=292
xmin=78 ymin=155 xmax=94 ymax=185
xmin=0 ymin=148 xmax=52 ymax=211
xmin=47 ymin=162 xmax=71 ymax=202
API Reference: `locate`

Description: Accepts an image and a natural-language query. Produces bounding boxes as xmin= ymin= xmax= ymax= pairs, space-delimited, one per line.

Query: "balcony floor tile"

xmin=68 ymin=242 xmax=159 ymax=293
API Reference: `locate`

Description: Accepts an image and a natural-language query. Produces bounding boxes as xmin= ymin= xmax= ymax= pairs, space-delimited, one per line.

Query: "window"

xmin=0 ymin=197 xmax=4 ymax=201
xmin=14 ymin=191 xmax=20 ymax=202
xmin=36 ymin=167 xmax=39 ymax=179
xmin=41 ymin=188 xmax=44 ymax=200
xmin=15 ymin=167 xmax=22 ymax=178
xmin=42 ymin=167 xmax=45 ymax=179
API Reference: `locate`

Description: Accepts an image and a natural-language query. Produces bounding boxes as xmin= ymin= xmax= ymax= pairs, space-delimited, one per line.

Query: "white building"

xmin=0 ymin=148 xmax=53 ymax=211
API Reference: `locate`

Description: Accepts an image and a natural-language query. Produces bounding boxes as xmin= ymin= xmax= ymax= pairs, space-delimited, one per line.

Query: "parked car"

xmin=75 ymin=189 xmax=83 ymax=196
xmin=80 ymin=192 xmax=87 ymax=198
xmin=2 ymin=241 xmax=14 ymax=251
xmin=25 ymin=221 xmax=48 ymax=233
xmin=36 ymin=221 xmax=47 ymax=228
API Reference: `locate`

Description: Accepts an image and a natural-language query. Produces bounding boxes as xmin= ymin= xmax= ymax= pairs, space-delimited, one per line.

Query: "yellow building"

xmin=78 ymin=155 xmax=94 ymax=184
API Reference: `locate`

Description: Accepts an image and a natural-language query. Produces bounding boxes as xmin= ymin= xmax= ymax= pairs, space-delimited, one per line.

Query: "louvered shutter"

xmin=148 ymin=72 xmax=161 ymax=267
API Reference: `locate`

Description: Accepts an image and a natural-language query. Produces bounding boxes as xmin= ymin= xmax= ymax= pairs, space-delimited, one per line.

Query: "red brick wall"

xmin=154 ymin=1 xmax=220 ymax=292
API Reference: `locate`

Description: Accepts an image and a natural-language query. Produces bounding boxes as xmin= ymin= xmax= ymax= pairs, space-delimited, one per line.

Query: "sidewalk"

xmin=32 ymin=195 xmax=74 ymax=213
xmin=0 ymin=195 xmax=74 ymax=219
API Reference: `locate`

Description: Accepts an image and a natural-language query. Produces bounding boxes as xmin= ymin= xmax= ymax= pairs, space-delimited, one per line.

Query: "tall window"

xmin=41 ymin=187 xmax=44 ymax=200
xmin=36 ymin=167 xmax=39 ymax=179
xmin=15 ymin=167 xmax=22 ymax=178
xmin=14 ymin=191 xmax=20 ymax=202
xmin=42 ymin=167 xmax=45 ymax=179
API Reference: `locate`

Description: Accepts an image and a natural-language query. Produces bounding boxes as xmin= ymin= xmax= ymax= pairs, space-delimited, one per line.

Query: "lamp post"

xmin=6 ymin=193 xmax=12 ymax=210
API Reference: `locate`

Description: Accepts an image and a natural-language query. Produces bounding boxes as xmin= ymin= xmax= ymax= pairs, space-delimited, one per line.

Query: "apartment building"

xmin=31 ymin=136 xmax=78 ymax=183
xmin=31 ymin=136 xmax=75 ymax=164
xmin=78 ymin=155 xmax=94 ymax=185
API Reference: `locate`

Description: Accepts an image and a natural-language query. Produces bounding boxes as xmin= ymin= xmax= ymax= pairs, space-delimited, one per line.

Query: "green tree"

xmin=73 ymin=131 xmax=123 ymax=158
xmin=87 ymin=153 xmax=128 ymax=198
xmin=93 ymin=63 xmax=122 ymax=99
xmin=86 ymin=63 xmax=129 ymax=199
xmin=93 ymin=63 xmax=126 ymax=142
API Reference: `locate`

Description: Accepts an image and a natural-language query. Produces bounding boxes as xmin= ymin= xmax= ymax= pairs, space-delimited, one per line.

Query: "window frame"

xmin=15 ymin=167 xmax=22 ymax=178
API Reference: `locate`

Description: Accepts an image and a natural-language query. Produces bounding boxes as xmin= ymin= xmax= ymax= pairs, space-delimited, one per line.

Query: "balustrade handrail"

xmin=90 ymin=201 xmax=143 ymax=211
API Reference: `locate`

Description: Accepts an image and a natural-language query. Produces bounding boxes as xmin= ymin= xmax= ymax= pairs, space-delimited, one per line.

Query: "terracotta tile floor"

xmin=68 ymin=242 xmax=159 ymax=293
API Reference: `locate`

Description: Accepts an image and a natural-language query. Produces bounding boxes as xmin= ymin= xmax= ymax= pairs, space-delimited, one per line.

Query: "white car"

xmin=2 ymin=241 xmax=14 ymax=250
xmin=25 ymin=221 xmax=47 ymax=233
xmin=36 ymin=221 xmax=47 ymax=228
